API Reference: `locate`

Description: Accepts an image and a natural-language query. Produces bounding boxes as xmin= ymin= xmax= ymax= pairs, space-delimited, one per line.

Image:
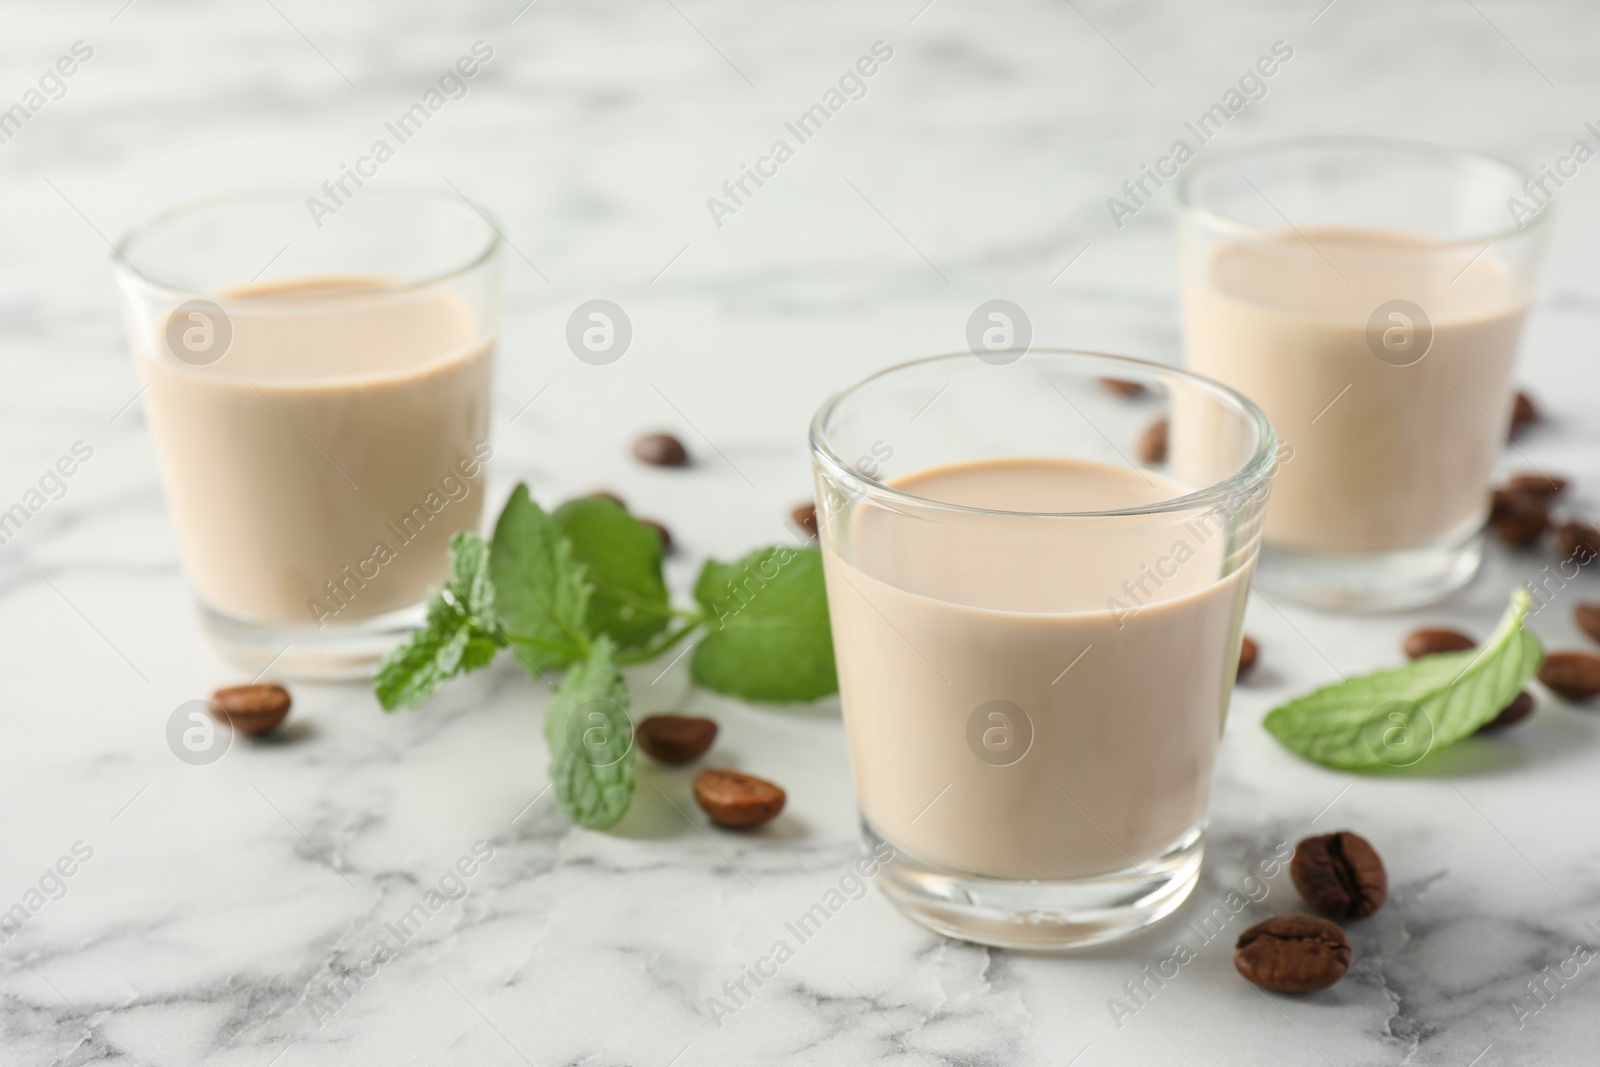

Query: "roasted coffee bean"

xmin=1576 ymin=604 xmax=1600 ymax=647
xmin=1402 ymin=627 xmax=1475 ymax=660
xmin=635 ymin=714 xmax=717 ymax=765
xmin=1139 ymin=418 xmax=1169 ymax=465
xmin=632 ymin=432 xmax=689 ymax=467
xmin=1510 ymin=390 xmax=1539 ymax=440
xmin=1557 ymin=521 xmax=1600 ymax=563
xmin=210 ymin=683 xmax=291 ymax=736
xmin=638 ymin=518 xmax=673 ymax=552
xmin=1505 ymin=473 xmax=1568 ymax=499
xmin=1493 ymin=495 xmax=1550 ymax=547
xmin=1234 ymin=914 xmax=1352 ymax=994
xmin=693 ymin=769 xmax=786 ymax=829
xmin=1479 ymin=690 xmax=1535 ymax=732
xmin=1237 ymin=636 xmax=1259 ymax=681
xmin=1291 ymin=831 xmax=1387 ymax=919
xmin=588 ymin=489 xmax=627 ymax=509
xmin=791 ymin=502 xmax=818 ymax=538
xmin=1489 ymin=487 xmax=1520 ymax=524
xmin=1100 ymin=377 xmax=1147 ymax=399
xmin=1538 ymin=652 xmax=1600 ymax=702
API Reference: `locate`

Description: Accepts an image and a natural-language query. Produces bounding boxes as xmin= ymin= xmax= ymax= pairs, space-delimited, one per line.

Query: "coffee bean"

xmin=1505 ymin=473 xmax=1568 ymax=499
xmin=1510 ymin=390 xmax=1539 ymax=440
xmin=1139 ymin=418 xmax=1168 ymax=465
xmin=1576 ymin=604 xmax=1600 ymax=647
xmin=633 ymin=433 xmax=689 ymax=467
xmin=791 ymin=502 xmax=818 ymax=538
xmin=1402 ymin=627 xmax=1475 ymax=660
xmin=588 ymin=490 xmax=627 ymax=509
xmin=1557 ymin=521 xmax=1600 ymax=563
xmin=693 ymin=769 xmax=786 ymax=829
xmin=210 ymin=683 xmax=291 ymax=736
xmin=1291 ymin=831 xmax=1387 ymax=919
xmin=1100 ymin=377 xmax=1147 ymax=399
xmin=1479 ymin=690 xmax=1535 ymax=732
xmin=1539 ymin=651 xmax=1600 ymax=702
xmin=1237 ymin=636 xmax=1258 ymax=681
xmin=635 ymin=714 xmax=717 ymax=765
xmin=1234 ymin=914 xmax=1351 ymax=994
xmin=1492 ymin=495 xmax=1550 ymax=547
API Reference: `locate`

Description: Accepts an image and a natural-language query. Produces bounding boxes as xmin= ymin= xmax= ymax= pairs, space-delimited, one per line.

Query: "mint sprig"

xmin=375 ymin=482 xmax=839 ymax=828
xmin=1264 ymin=589 xmax=1544 ymax=771
xmin=374 ymin=533 xmax=503 ymax=711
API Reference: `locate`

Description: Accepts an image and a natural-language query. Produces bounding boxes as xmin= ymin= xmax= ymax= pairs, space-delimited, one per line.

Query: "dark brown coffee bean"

xmin=1489 ymin=487 xmax=1520 ymax=524
xmin=1234 ymin=914 xmax=1351 ymax=994
xmin=1291 ymin=831 xmax=1387 ymax=919
xmin=210 ymin=683 xmax=291 ymax=736
xmin=638 ymin=518 xmax=673 ymax=552
xmin=693 ymin=769 xmax=785 ymax=829
xmin=635 ymin=714 xmax=717 ymax=765
xmin=1402 ymin=627 xmax=1475 ymax=660
xmin=588 ymin=489 xmax=627 ymax=509
xmin=1493 ymin=495 xmax=1550 ymax=547
xmin=1557 ymin=521 xmax=1600 ymax=563
xmin=1576 ymin=604 xmax=1600 ymax=647
xmin=791 ymin=502 xmax=818 ymax=538
xmin=1510 ymin=390 xmax=1539 ymax=440
xmin=1505 ymin=473 xmax=1568 ymax=499
xmin=1237 ymin=636 xmax=1258 ymax=681
xmin=1539 ymin=652 xmax=1600 ymax=702
xmin=1100 ymin=377 xmax=1147 ymax=399
xmin=1479 ymin=690 xmax=1535 ymax=732
xmin=1138 ymin=418 xmax=1168 ymax=465
xmin=632 ymin=433 xmax=689 ymax=467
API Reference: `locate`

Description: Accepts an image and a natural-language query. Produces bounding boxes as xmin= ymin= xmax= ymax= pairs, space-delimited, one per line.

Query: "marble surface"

xmin=4 ymin=0 xmax=1600 ymax=1063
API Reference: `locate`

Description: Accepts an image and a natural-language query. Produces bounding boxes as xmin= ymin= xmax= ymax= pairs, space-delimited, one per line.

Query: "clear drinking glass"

xmin=113 ymin=188 xmax=501 ymax=678
xmin=1178 ymin=137 xmax=1550 ymax=610
xmin=809 ymin=351 xmax=1276 ymax=949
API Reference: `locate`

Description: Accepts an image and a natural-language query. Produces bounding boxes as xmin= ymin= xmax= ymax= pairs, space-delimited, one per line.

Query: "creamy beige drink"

xmin=1184 ymin=227 xmax=1528 ymax=553
xmin=822 ymin=457 xmax=1250 ymax=882
xmin=135 ymin=276 xmax=493 ymax=626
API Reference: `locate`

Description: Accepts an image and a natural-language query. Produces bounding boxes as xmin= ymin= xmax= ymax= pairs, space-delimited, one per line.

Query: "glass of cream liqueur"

xmin=1178 ymin=138 xmax=1551 ymax=610
xmin=114 ymin=188 xmax=500 ymax=678
xmin=810 ymin=351 xmax=1276 ymax=949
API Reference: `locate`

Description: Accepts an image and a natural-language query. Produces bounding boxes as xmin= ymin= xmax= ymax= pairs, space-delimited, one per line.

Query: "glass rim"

xmin=1175 ymin=135 xmax=1551 ymax=248
xmin=808 ymin=350 xmax=1278 ymax=520
xmin=110 ymin=185 xmax=503 ymax=299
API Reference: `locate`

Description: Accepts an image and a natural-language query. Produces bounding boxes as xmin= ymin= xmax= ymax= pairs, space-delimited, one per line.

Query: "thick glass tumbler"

xmin=1178 ymin=137 xmax=1550 ymax=609
xmin=810 ymin=351 xmax=1275 ymax=949
xmin=113 ymin=188 xmax=500 ymax=678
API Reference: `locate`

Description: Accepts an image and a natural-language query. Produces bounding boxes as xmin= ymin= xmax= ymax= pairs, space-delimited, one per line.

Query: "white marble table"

xmin=4 ymin=0 xmax=1600 ymax=1063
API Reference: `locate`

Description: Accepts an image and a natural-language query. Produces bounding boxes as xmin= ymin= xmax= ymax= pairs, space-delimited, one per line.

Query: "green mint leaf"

xmin=544 ymin=636 xmax=635 ymax=829
xmin=552 ymin=496 xmax=671 ymax=651
xmin=375 ymin=590 xmax=494 ymax=711
xmin=690 ymin=544 xmax=838 ymax=703
xmin=444 ymin=530 xmax=496 ymax=626
xmin=374 ymin=532 xmax=503 ymax=711
xmin=490 ymin=484 xmax=592 ymax=675
xmin=1264 ymin=589 xmax=1544 ymax=770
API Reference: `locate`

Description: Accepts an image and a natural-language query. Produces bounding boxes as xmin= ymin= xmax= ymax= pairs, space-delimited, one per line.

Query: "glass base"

xmin=1253 ymin=527 xmax=1484 ymax=612
xmin=866 ymin=820 xmax=1203 ymax=951
xmin=199 ymin=602 xmax=422 ymax=681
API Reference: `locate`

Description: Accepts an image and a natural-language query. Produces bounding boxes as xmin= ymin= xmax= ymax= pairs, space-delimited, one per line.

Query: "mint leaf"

xmin=544 ymin=636 xmax=635 ymax=829
xmin=552 ymin=496 xmax=671 ymax=651
xmin=691 ymin=545 xmax=838 ymax=703
xmin=490 ymin=484 xmax=592 ymax=675
xmin=1264 ymin=589 xmax=1544 ymax=770
xmin=374 ymin=533 xmax=503 ymax=711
